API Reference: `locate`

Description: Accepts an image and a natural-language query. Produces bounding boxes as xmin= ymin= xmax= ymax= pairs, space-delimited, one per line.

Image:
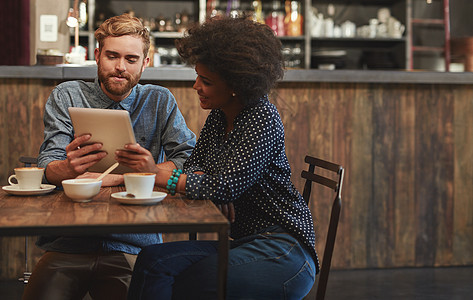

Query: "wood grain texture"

xmin=393 ymin=85 xmax=416 ymax=266
xmin=452 ymin=85 xmax=473 ymax=265
xmin=0 ymin=186 xmax=228 ymax=280
xmin=1 ymin=77 xmax=472 ymax=280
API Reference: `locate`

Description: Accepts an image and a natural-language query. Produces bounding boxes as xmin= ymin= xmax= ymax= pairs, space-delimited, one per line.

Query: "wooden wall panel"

xmin=370 ymin=86 xmax=396 ymax=268
xmin=347 ymin=84 xmax=373 ymax=269
xmin=1 ymin=78 xmax=473 ymax=280
xmin=414 ymin=85 xmax=455 ymax=267
xmin=274 ymin=81 xmax=473 ymax=271
xmin=393 ymin=85 xmax=416 ymax=266
xmin=453 ymin=86 xmax=473 ymax=265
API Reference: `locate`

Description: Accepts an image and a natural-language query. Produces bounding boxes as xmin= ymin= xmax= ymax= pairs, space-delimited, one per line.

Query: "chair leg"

xmin=18 ymin=236 xmax=32 ymax=284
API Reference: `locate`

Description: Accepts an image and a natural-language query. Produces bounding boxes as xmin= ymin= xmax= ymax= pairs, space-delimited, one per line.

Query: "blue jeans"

xmin=128 ymin=227 xmax=316 ymax=300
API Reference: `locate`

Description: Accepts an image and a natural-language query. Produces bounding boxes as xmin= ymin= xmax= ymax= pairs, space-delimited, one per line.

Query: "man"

xmin=22 ymin=14 xmax=196 ymax=300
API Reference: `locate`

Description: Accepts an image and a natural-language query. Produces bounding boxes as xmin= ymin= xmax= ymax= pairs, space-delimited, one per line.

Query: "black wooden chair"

xmin=301 ymin=155 xmax=344 ymax=300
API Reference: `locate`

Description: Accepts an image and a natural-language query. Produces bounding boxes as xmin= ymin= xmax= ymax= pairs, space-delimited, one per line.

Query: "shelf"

xmin=151 ymin=32 xmax=185 ymax=39
xmin=311 ymin=0 xmax=402 ymax=4
xmin=411 ymin=18 xmax=446 ymax=25
xmin=412 ymin=46 xmax=445 ymax=52
xmin=278 ymin=36 xmax=306 ymax=41
xmin=71 ymin=0 xmax=410 ymax=70
xmin=309 ymin=0 xmax=408 ymax=69
xmin=312 ymin=37 xmax=405 ymax=43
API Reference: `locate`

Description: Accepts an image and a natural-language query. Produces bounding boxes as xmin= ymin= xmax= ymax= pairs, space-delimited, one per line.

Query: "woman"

xmin=121 ymin=16 xmax=317 ymax=300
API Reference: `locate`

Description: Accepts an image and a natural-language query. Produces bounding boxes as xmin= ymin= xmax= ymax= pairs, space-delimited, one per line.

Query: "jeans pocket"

xmin=283 ymin=260 xmax=316 ymax=300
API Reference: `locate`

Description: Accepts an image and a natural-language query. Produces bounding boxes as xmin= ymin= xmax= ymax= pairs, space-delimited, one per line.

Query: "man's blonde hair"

xmin=95 ymin=13 xmax=150 ymax=58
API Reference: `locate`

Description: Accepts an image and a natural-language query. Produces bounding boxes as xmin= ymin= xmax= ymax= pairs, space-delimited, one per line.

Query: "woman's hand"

xmin=115 ymin=143 xmax=158 ymax=173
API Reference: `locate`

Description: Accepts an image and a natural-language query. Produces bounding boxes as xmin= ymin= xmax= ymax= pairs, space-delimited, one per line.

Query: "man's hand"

xmin=44 ymin=134 xmax=108 ymax=186
xmin=65 ymin=134 xmax=108 ymax=174
xmin=115 ymin=143 xmax=158 ymax=173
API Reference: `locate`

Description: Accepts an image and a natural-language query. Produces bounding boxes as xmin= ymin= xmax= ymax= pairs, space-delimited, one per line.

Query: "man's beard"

xmin=97 ymin=63 xmax=142 ymax=97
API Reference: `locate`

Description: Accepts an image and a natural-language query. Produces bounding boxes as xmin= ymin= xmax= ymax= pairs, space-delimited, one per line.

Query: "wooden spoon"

xmin=96 ymin=162 xmax=119 ymax=182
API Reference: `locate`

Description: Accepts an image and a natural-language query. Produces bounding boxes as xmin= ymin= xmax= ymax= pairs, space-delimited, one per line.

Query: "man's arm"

xmin=158 ymin=91 xmax=196 ymax=169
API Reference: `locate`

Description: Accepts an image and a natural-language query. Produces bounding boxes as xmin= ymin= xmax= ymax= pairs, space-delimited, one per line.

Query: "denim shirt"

xmin=36 ymin=78 xmax=196 ymax=254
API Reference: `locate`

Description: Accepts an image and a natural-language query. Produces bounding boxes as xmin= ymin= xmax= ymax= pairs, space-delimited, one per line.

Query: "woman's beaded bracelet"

xmin=166 ymin=169 xmax=182 ymax=195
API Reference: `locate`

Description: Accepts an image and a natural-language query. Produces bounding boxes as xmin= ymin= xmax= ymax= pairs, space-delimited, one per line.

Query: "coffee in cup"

xmin=123 ymin=173 xmax=156 ymax=198
xmin=8 ymin=167 xmax=45 ymax=189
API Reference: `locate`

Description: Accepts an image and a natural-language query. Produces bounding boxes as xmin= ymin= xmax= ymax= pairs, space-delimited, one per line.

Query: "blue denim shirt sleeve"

xmin=37 ymin=82 xmax=81 ymax=171
xmin=151 ymin=87 xmax=196 ymax=169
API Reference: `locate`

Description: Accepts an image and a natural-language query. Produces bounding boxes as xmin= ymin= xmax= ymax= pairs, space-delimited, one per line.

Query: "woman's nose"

xmin=192 ymin=80 xmax=199 ymax=90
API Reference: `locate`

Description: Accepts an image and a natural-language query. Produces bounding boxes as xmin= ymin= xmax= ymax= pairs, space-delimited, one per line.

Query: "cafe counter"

xmin=2 ymin=65 xmax=473 ymax=84
xmin=1 ymin=65 xmax=472 ymax=280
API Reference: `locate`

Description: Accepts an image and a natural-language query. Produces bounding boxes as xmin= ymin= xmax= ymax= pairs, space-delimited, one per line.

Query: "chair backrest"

xmin=301 ymin=155 xmax=344 ymax=300
xmin=19 ymin=156 xmax=38 ymax=167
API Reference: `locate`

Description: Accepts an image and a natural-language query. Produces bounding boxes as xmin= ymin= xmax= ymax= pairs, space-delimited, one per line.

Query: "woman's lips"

xmin=198 ymin=94 xmax=209 ymax=102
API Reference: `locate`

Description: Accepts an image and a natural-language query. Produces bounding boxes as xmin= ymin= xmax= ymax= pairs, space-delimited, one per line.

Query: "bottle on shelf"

xmin=208 ymin=0 xmax=225 ymax=18
xmin=78 ymin=0 xmax=88 ymax=30
xmin=252 ymin=0 xmax=264 ymax=24
xmin=265 ymin=0 xmax=285 ymax=36
xmin=230 ymin=0 xmax=242 ymax=18
xmin=284 ymin=1 xmax=303 ymax=37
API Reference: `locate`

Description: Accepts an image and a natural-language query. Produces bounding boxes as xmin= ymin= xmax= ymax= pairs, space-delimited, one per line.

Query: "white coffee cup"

xmin=123 ymin=173 xmax=156 ymax=198
xmin=8 ymin=167 xmax=45 ymax=189
xmin=65 ymin=52 xmax=86 ymax=65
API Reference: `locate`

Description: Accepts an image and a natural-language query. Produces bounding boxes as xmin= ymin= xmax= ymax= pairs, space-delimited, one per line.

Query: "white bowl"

xmin=62 ymin=179 xmax=102 ymax=202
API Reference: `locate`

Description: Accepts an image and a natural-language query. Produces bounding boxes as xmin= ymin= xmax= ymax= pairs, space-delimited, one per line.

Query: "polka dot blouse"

xmin=184 ymin=96 xmax=319 ymax=273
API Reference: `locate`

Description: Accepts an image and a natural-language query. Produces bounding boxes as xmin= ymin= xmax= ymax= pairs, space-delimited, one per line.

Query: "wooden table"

xmin=0 ymin=186 xmax=230 ymax=299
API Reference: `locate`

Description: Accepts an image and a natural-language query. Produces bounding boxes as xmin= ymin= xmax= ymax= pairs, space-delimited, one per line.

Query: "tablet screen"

xmin=68 ymin=107 xmax=136 ymax=174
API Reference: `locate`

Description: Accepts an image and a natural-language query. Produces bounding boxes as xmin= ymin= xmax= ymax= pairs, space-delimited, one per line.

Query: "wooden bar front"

xmin=1 ymin=71 xmax=473 ymax=279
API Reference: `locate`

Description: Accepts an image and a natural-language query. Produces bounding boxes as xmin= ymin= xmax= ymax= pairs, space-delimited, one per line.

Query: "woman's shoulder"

xmin=245 ymin=98 xmax=281 ymax=122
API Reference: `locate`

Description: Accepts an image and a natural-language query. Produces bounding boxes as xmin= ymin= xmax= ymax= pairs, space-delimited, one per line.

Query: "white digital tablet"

xmin=68 ymin=107 xmax=136 ymax=174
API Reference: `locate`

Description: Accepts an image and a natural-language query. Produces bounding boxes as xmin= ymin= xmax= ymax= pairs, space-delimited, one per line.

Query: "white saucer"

xmin=2 ymin=184 xmax=56 ymax=196
xmin=111 ymin=191 xmax=167 ymax=205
